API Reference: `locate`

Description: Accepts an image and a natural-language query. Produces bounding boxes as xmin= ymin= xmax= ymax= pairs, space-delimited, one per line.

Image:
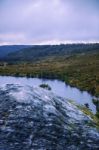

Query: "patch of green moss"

xmin=77 ymin=105 xmax=99 ymax=128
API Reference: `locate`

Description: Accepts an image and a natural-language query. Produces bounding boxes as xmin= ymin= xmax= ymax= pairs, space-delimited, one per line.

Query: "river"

xmin=0 ymin=76 xmax=96 ymax=113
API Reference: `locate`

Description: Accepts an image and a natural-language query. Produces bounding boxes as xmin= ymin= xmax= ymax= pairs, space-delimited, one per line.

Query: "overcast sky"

xmin=0 ymin=0 xmax=99 ymax=45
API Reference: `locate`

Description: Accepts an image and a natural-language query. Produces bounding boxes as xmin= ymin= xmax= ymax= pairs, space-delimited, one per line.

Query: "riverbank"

xmin=0 ymin=53 xmax=99 ymax=97
xmin=0 ymin=72 xmax=99 ymax=119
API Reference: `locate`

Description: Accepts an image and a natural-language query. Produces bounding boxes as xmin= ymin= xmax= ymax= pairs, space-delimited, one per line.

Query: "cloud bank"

xmin=0 ymin=0 xmax=99 ymax=45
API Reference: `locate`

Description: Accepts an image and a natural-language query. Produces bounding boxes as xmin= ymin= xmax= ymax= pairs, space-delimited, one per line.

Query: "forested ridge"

xmin=0 ymin=43 xmax=99 ymax=62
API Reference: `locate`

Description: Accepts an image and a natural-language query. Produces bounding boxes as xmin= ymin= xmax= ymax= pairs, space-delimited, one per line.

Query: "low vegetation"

xmin=39 ymin=84 xmax=51 ymax=90
xmin=93 ymin=99 xmax=99 ymax=118
xmin=77 ymin=104 xmax=99 ymax=128
xmin=69 ymin=100 xmax=99 ymax=126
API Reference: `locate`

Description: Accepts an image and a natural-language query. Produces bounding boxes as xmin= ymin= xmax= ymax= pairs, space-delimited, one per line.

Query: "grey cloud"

xmin=0 ymin=0 xmax=99 ymax=45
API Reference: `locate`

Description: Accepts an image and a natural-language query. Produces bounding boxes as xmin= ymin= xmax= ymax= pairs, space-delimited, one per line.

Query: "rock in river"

xmin=0 ymin=84 xmax=99 ymax=150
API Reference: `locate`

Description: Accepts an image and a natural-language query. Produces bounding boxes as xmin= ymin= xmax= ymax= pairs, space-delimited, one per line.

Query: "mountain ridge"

xmin=0 ymin=45 xmax=32 ymax=58
xmin=0 ymin=43 xmax=99 ymax=62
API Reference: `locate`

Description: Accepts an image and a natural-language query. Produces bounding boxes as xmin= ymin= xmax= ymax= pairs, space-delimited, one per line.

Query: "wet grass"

xmin=77 ymin=105 xmax=99 ymax=128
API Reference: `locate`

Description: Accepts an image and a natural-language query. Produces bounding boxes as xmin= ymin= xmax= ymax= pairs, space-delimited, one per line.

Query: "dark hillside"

xmin=2 ymin=43 xmax=99 ymax=62
xmin=0 ymin=45 xmax=31 ymax=58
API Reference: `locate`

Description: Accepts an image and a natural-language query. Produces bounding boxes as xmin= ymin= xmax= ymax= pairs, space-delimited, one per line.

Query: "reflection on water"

xmin=0 ymin=76 xmax=96 ymax=113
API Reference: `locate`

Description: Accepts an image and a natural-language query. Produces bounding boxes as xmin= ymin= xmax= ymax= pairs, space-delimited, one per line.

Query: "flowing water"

xmin=0 ymin=76 xmax=96 ymax=113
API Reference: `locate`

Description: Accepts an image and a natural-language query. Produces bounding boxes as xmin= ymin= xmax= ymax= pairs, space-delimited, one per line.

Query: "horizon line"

xmin=0 ymin=41 xmax=99 ymax=46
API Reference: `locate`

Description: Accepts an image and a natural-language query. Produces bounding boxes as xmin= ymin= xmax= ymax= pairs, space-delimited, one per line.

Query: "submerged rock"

xmin=39 ymin=84 xmax=51 ymax=91
xmin=0 ymin=84 xmax=99 ymax=150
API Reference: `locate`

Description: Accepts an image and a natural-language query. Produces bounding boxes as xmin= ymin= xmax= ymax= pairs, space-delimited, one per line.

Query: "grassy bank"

xmin=0 ymin=53 xmax=99 ymax=97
